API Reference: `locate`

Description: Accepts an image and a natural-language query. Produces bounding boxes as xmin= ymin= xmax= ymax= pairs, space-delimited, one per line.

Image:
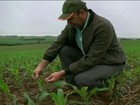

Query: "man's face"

xmin=67 ymin=12 xmax=84 ymax=28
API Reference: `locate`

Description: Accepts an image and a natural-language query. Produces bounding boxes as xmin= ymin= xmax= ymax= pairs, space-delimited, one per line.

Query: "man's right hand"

xmin=33 ymin=68 xmax=43 ymax=79
xmin=32 ymin=59 xmax=49 ymax=79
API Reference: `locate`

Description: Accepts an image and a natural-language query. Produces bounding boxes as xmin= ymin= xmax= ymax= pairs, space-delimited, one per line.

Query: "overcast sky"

xmin=0 ymin=1 xmax=140 ymax=38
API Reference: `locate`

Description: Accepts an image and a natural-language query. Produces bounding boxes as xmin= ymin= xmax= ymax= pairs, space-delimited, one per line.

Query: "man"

xmin=34 ymin=0 xmax=126 ymax=88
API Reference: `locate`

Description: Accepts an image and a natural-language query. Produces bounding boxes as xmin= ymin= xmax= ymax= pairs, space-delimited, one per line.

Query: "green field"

xmin=0 ymin=36 xmax=56 ymax=45
xmin=0 ymin=38 xmax=140 ymax=105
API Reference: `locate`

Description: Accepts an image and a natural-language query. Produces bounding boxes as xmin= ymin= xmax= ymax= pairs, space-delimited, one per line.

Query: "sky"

xmin=0 ymin=1 xmax=140 ymax=38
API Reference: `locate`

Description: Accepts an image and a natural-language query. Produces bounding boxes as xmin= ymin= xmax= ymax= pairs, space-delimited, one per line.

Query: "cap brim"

xmin=58 ymin=12 xmax=74 ymax=20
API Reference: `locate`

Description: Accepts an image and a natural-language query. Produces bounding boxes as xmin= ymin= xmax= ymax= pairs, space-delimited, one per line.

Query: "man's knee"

xmin=59 ymin=46 xmax=83 ymax=60
xmin=59 ymin=46 xmax=70 ymax=55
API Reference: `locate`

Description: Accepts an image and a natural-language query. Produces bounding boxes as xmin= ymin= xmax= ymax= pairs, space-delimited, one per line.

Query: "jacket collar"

xmin=86 ymin=9 xmax=94 ymax=28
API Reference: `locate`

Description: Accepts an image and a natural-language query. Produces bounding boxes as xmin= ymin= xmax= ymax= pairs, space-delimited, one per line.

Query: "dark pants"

xmin=59 ymin=46 xmax=125 ymax=88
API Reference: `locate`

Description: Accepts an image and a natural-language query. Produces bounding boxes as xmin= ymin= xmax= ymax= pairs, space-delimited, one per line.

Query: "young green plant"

xmin=51 ymin=88 xmax=67 ymax=105
xmin=71 ymin=86 xmax=98 ymax=102
xmin=23 ymin=92 xmax=36 ymax=105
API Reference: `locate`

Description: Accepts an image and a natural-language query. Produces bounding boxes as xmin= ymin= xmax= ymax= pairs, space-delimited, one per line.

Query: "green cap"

xmin=58 ymin=0 xmax=87 ymax=20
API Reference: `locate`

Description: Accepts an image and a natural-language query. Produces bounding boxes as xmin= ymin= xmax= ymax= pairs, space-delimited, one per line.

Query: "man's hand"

xmin=46 ymin=70 xmax=65 ymax=82
xmin=33 ymin=59 xmax=49 ymax=79
xmin=33 ymin=68 xmax=43 ymax=79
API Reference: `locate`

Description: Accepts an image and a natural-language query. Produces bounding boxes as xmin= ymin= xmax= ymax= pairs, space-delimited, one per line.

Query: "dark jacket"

xmin=43 ymin=9 xmax=126 ymax=74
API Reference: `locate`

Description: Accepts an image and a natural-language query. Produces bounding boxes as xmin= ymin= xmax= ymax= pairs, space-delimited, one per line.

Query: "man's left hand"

xmin=45 ymin=70 xmax=65 ymax=82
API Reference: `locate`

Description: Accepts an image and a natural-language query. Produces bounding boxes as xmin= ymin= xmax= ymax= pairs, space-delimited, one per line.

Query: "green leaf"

xmin=37 ymin=91 xmax=50 ymax=102
xmin=51 ymin=89 xmax=66 ymax=105
xmin=0 ymin=79 xmax=11 ymax=95
xmin=23 ymin=92 xmax=36 ymax=105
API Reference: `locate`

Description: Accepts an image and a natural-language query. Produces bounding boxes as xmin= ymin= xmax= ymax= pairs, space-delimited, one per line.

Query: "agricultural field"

xmin=0 ymin=39 xmax=140 ymax=105
xmin=0 ymin=36 xmax=56 ymax=46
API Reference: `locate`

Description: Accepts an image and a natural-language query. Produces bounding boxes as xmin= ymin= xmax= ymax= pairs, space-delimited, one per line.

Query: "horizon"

xmin=1 ymin=34 xmax=140 ymax=39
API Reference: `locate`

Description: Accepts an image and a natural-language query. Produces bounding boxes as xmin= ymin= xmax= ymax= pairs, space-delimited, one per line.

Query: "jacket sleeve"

xmin=67 ymin=23 xmax=114 ymax=74
xmin=43 ymin=25 xmax=69 ymax=62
